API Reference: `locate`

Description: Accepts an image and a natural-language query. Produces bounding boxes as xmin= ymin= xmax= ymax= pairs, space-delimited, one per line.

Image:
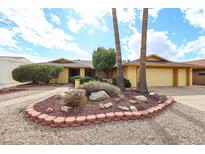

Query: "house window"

xmin=198 ymin=72 xmax=205 ymax=76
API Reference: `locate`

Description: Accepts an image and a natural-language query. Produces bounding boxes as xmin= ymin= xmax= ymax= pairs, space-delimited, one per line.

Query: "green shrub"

xmin=80 ymin=76 xmax=92 ymax=84
xmin=70 ymin=75 xmax=107 ymax=84
xmin=70 ymin=75 xmax=81 ymax=82
xmin=63 ymin=89 xmax=86 ymax=107
xmin=12 ymin=64 xmax=63 ymax=84
xmin=79 ymin=81 xmax=120 ymax=97
xmin=112 ymin=78 xmax=131 ymax=88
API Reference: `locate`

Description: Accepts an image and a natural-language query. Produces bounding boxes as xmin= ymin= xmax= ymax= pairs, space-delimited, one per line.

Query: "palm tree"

xmin=112 ymin=8 xmax=125 ymax=91
xmin=137 ymin=8 xmax=149 ymax=94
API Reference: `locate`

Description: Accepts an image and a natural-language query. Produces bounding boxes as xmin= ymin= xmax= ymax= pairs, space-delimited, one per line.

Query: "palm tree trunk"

xmin=137 ymin=8 xmax=149 ymax=94
xmin=112 ymin=8 xmax=125 ymax=91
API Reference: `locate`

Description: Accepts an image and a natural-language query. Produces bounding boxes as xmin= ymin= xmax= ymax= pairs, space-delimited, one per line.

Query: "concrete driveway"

xmin=150 ymin=86 xmax=205 ymax=111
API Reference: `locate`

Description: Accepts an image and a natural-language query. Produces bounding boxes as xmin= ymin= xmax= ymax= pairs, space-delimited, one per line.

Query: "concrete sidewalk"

xmin=151 ymin=86 xmax=205 ymax=111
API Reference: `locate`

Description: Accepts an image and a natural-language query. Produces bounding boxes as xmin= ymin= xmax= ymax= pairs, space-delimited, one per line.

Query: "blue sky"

xmin=0 ymin=8 xmax=205 ymax=62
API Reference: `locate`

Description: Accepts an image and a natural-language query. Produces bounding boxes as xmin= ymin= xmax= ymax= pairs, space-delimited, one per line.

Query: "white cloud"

xmin=179 ymin=36 xmax=205 ymax=59
xmin=0 ymin=9 xmax=90 ymax=58
xmin=67 ymin=8 xmax=110 ymax=33
xmin=67 ymin=18 xmax=84 ymax=33
xmin=122 ymin=29 xmax=180 ymax=61
xmin=181 ymin=8 xmax=205 ymax=29
xmin=67 ymin=8 xmax=137 ymax=34
xmin=117 ymin=8 xmax=136 ymax=24
xmin=50 ymin=13 xmax=61 ymax=24
xmin=122 ymin=25 xmax=205 ymax=62
xmin=149 ymin=8 xmax=162 ymax=19
xmin=139 ymin=8 xmax=162 ymax=21
xmin=0 ymin=28 xmax=17 ymax=47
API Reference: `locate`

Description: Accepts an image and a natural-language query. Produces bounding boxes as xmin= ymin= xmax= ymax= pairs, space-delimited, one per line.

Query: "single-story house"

xmin=40 ymin=58 xmax=95 ymax=84
xmin=0 ymin=56 xmax=31 ymax=85
xmin=187 ymin=59 xmax=205 ymax=85
xmin=43 ymin=54 xmax=194 ymax=87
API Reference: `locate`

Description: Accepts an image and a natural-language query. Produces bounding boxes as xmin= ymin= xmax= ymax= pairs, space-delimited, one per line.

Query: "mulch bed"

xmin=33 ymin=90 xmax=168 ymax=117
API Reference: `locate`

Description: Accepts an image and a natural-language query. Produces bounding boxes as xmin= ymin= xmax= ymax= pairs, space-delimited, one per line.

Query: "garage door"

xmin=178 ymin=69 xmax=187 ymax=86
xmin=146 ymin=68 xmax=173 ymax=86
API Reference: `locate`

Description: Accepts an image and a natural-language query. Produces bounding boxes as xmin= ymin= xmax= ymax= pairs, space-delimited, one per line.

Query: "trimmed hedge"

xmin=112 ymin=78 xmax=131 ymax=88
xmin=12 ymin=64 xmax=63 ymax=84
xmin=70 ymin=76 xmax=107 ymax=84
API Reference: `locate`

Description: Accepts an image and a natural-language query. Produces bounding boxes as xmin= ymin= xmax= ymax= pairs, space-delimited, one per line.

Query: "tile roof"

xmin=0 ymin=56 xmax=30 ymax=63
xmin=36 ymin=54 xmax=197 ymax=69
xmin=186 ymin=59 xmax=205 ymax=66
xmin=124 ymin=54 xmax=195 ymax=67
xmin=124 ymin=59 xmax=194 ymax=67
xmin=38 ymin=59 xmax=93 ymax=68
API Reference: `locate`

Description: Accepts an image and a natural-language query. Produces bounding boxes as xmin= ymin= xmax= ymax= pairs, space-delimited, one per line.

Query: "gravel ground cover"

xmin=0 ymin=86 xmax=205 ymax=144
xmin=0 ymin=85 xmax=56 ymax=102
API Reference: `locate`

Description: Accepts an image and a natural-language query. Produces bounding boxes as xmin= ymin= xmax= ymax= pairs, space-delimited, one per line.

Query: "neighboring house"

xmin=187 ymin=59 xmax=205 ymax=85
xmin=43 ymin=54 xmax=194 ymax=87
xmin=0 ymin=56 xmax=31 ymax=85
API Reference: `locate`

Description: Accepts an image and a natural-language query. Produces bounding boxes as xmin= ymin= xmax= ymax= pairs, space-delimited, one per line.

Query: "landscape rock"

xmin=104 ymin=102 xmax=113 ymax=108
xmin=129 ymin=100 xmax=136 ymax=104
xmin=130 ymin=106 xmax=138 ymax=112
xmin=157 ymin=100 xmax=163 ymax=104
xmin=99 ymin=103 xmax=105 ymax=109
xmin=149 ymin=92 xmax=155 ymax=96
xmin=89 ymin=91 xmax=110 ymax=101
xmin=46 ymin=108 xmax=54 ymax=113
xmin=61 ymin=106 xmax=72 ymax=112
xmin=118 ymin=105 xmax=129 ymax=111
xmin=135 ymin=95 xmax=147 ymax=102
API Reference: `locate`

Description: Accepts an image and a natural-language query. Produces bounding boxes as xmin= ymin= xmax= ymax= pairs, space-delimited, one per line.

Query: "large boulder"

xmin=89 ymin=91 xmax=110 ymax=101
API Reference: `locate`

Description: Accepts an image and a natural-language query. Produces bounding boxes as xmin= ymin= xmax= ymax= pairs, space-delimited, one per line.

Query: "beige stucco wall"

xmin=187 ymin=68 xmax=192 ymax=86
xmin=178 ymin=69 xmax=187 ymax=86
xmin=146 ymin=68 xmax=173 ymax=86
xmin=50 ymin=67 xmax=69 ymax=84
xmin=126 ymin=66 xmax=137 ymax=87
xmin=50 ymin=67 xmax=86 ymax=84
xmin=49 ymin=65 xmax=192 ymax=87
xmin=80 ymin=68 xmax=85 ymax=77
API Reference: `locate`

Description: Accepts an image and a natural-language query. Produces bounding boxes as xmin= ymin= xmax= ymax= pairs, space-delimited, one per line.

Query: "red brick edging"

xmin=25 ymin=96 xmax=174 ymax=128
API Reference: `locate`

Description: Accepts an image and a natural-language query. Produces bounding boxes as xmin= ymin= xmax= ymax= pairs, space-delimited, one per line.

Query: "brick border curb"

xmin=25 ymin=96 xmax=174 ymax=128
